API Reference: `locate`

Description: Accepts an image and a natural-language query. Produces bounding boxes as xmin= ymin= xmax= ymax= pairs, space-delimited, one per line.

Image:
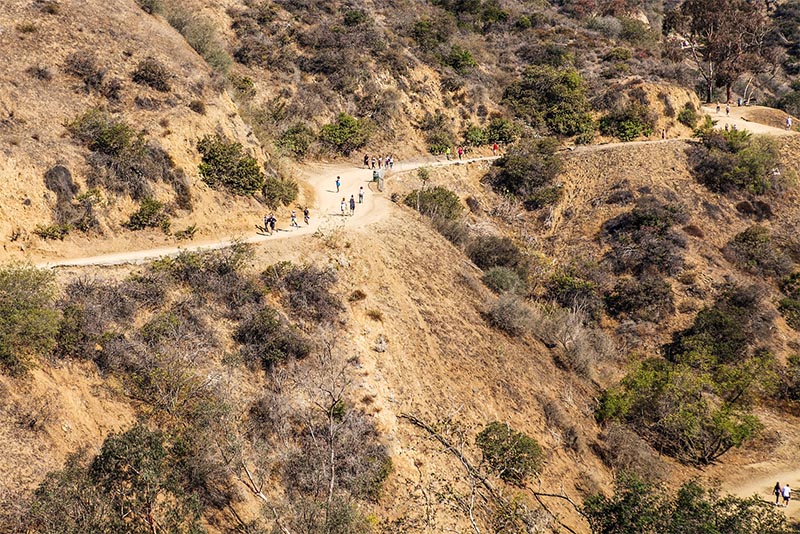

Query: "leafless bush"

xmin=600 ymin=422 xmax=667 ymax=481
xmin=63 ymin=50 xmax=105 ymax=92
xmin=542 ymin=398 xmax=582 ymax=452
xmin=276 ymin=265 xmax=344 ymax=323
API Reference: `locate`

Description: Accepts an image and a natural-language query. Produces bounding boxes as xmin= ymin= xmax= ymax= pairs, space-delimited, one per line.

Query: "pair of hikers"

xmin=341 ymin=195 xmax=356 ymax=216
xmin=262 ymin=208 xmax=309 ymax=234
xmin=774 ymin=482 xmax=791 ymax=507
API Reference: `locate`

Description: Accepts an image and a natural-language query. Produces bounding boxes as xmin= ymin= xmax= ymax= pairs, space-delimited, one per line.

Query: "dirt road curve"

xmin=38 ymin=155 xmax=499 ymax=268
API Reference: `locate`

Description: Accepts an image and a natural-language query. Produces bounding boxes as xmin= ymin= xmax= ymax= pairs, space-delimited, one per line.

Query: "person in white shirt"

xmin=783 ymin=484 xmax=791 ymax=507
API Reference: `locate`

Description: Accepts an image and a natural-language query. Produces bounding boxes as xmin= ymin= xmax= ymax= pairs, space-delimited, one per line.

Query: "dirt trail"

xmin=700 ymin=104 xmax=795 ymax=135
xmin=38 ymin=155 xmax=499 ymax=268
xmin=721 ymin=463 xmax=800 ymax=520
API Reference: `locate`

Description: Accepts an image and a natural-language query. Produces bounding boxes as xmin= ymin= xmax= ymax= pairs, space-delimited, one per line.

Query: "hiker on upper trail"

xmin=716 ymin=102 xmax=721 ymax=114
xmin=349 ymin=195 xmax=356 ymax=215
xmin=388 ymin=155 xmax=394 ymax=169
xmin=290 ymin=210 xmax=299 ymax=227
xmin=371 ymin=156 xmax=376 ymax=169
xmin=457 ymin=146 xmax=463 ymax=160
xmin=341 ymin=197 xmax=346 ymax=216
xmin=783 ymin=484 xmax=792 ymax=507
xmin=363 ymin=154 xmax=369 ymax=167
xmin=492 ymin=142 xmax=499 ymax=155
xmin=726 ymin=102 xmax=731 ymax=116
xmin=303 ymin=207 xmax=310 ymax=225
xmin=445 ymin=147 xmax=451 ymax=160
xmin=775 ymin=482 xmax=782 ymax=505
xmin=336 ymin=176 xmax=341 ymax=192
xmin=358 ymin=186 xmax=364 ymax=204
xmin=787 ymin=116 xmax=793 ymax=130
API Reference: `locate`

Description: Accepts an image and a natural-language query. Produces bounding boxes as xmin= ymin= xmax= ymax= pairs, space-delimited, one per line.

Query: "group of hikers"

xmin=339 ymin=182 xmax=365 ymax=217
xmin=444 ymin=143 xmax=501 ymax=160
xmin=774 ymin=482 xmax=792 ymax=507
xmin=261 ymin=207 xmax=309 ymax=235
xmin=364 ymin=154 xmax=394 ymax=169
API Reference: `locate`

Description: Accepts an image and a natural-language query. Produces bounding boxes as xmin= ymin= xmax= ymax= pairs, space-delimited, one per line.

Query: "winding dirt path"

xmin=38 ymin=155 xmax=499 ymax=268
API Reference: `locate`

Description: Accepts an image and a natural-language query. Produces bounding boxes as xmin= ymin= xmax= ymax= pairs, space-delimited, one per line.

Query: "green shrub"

xmin=619 ymin=17 xmax=657 ymax=45
xmin=723 ymin=225 xmax=792 ymax=278
xmin=0 ymin=265 xmax=60 ymax=375
xmin=524 ymin=185 xmax=562 ymax=209
xmin=319 ymin=113 xmax=371 ymax=156
xmin=585 ymin=475 xmax=787 ymax=534
xmin=234 ymin=306 xmax=311 ymax=368
xmin=197 ymin=134 xmax=265 ymax=195
xmin=404 ymin=186 xmax=463 ymax=220
xmin=605 ymin=274 xmax=674 ymax=322
xmin=125 ymin=197 xmax=170 ymax=232
xmin=491 ymin=137 xmax=562 ymax=207
xmin=603 ymin=47 xmax=632 ymax=61
xmin=485 ymin=117 xmax=521 ymax=144
xmin=343 ymin=9 xmax=367 ymax=26
xmin=66 ymin=108 xmax=137 ymax=157
xmin=131 ymin=57 xmax=171 ymax=92
xmin=600 ymin=102 xmax=657 ymax=141
xmin=419 ymin=112 xmax=455 ymax=155
xmin=476 ymin=422 xmax=543 ymax=485
xmin=411 ymin=16 xmax=453 ymax=51
xmin=442 ymin=45 xmax=477 ymax=74
xmin=779 ymin=298 xmax=800 ymax=330
xmin=483 ymin=266 xmax=526 ymax=294
xmin=463 ymin=123 xmax=487 ymax=146
xmin=691 ymin=130 xmax=782 ymax=194
xmin=602 ymin=196 xmax=688 ymax=275
xmin=277 ymin=122 xmax=315 ymax=158
xmin=34 ymin=223 xmax=71 ymax=240
xmin=468 ymin=235 xmax=526 ymax=273
xmin=503 ymin=65 xmax=595 ymax=137
xmin=262 ymin=175 xmax=299 ymax=208
xmin=677 ymin=102 xmax=699 ymax=128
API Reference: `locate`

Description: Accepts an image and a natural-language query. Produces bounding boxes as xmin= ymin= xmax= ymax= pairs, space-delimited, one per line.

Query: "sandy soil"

xmin=700 ymin=104 xmax=796 ymax=136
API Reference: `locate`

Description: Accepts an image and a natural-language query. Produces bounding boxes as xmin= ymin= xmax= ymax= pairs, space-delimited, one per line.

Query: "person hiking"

xmin=263 ymin=213 xmax=270 ymax=234
xmin=445 ymin=147 xmax=451 ymax=160
xmin=335 ymin=176 xmax=341 ymax=193
xmin=726 ymin=102 xmax=730 ymax=116
xmin=349 ymin=195 xmax=356 ymax=215
xmin=716 ymin=102 xmax=721 ymax=114
xmin=371 ymin=156 xmax=376 ymax=169
xmin=787 ymin=116 xmax=793 ymax=130
xmin=457 ymin=146 xmax=463 ymax=160
xmin=378 ymin=156 xmax=383 ymax=169
xmin=388 ymin=155 xmax=394 ymax=169
xmin=492 ymin=142 xmax=499 ymax=155
xmin=290 ymin=210 xmax=299 ymax=227
xmin=303 ymin=207 xmax=310 ymax=225
xmin=775 ymin=482 xmax=782 ymax=505
xmin=363 ymin=154 xmax=369 ymax=167
xmin=341 ymin=198 xmax=346 ymax=216
xmin=266 ymin=213 xmax=277 ymax=235
xmin=783 ymin=484 xmax=792 ymax=507
xmin=358 ymin=186 xmax=364 ymax=204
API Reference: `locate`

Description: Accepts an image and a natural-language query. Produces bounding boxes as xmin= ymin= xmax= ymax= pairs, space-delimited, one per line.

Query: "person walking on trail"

xmin=341 ymin=198 xmax=346 ymax=216
xmin=358 ymin=186 xmax=364 ymax=204
xmin=716 ymin=102 xmax=721 ymax=114
xmin=783 ymin=484 xmax=792 ymax=507
xmin=787 ymin=116 xmax=793 ymax=131
xmin=775 ymin=482 xmax=782 ymax=505
xmin=303 ymin=207 xmax=310 ymax=225
xmin=290 ymin=210 xmax=299 ymax=227
xmin=445 ymin=147 xmax=451 ymax=160
xmin=371 ymin=156 xmax=376 ymax=169
xmin=726 ymin=102 xmax=730 ymax=116
xmin=349 ymin=195 xmax=356 ymax=215
xmin=457 ymin=146 xmax=463 ymax=160
xmin=363 ymin=154 xmax=369 ymax=167
xmin=335 ymin=176 xmax=341 ymax=193
xmin=388 ymin=155 xmax=394 ymax=169
xmin=266 ymin=213 xmax=277 ymax=235
xmin=492 ymin=142 xmax=499 ymax=155
xmin=263 ymin=213 xmax=270 ymax=234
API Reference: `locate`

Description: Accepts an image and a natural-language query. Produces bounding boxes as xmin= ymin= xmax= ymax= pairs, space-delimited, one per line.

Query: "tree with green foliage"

xmin=476 ymin=421 xmax=542 ymax=485
xmin=197 ymin=134 xmax=265 ymax=195
xmin=491 ymin=137 xmax=563 ymax=209
xmin=319 ymin=113 xmax=371 ymax=156
xmin=503 ymin=65 xmax=595 ymax=138
xmin=0 ymin=264 xmax=60 ymax=375
xmin=691 ymin=130 xmax=781 ymax=194
xmin=599 ymin=102 xmax=657 ymax=141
